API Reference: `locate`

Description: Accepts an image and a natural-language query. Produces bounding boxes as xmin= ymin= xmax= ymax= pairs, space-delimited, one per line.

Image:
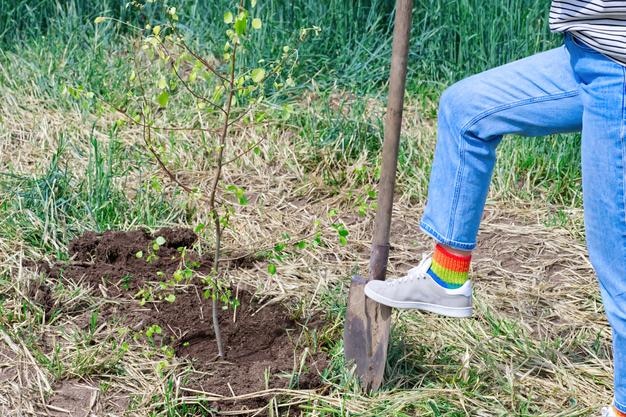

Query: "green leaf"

xmin=146 ymin=324 xmax=162 ymax=338
xmin=157 ymin=90 xmax=169 ymax=107
xmin=173 ymin=270 xmax=183 ymax=281
xmin=94 ymin=16 xmax=107 ymax=24
xmin=157 ymin=77 xmax=167 ymax=89
xmin=251 ymin=0 xmax=257 ymax=6
xmin=150 ymin=176 xmax=162 ymax=192
xmin=152 ymin=25 xmax=161 ymax=36
xmin=267 ymin=263 xmax=277 ymax=275
xmin=144 ymin=36 xmax=159 ymax=48
xmin=234 ymin=14 xmax=247 ymax=36
xmin=251 ymin=68 xmax=266 ymax=83
xmin=338 ymin=228 xmax=349 ymax=237
xmin=135 ymin=251 xmax=143 ymax=259
xmin=223 ymin=11 xmax=233 ymax=24
xmin=339 ymin=236 xmax=348 ymax=246
xmin=252 ymin=18 xmax=262 ymax=30
xmin=155 ymin=236 xmax=166 ymax=246
xmin=165 ymin=294 xmax=176 ymax=303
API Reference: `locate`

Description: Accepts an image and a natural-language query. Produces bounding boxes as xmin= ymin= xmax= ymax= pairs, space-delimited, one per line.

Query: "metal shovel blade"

xmin=343 ymin=275 xmax=392 ymax=391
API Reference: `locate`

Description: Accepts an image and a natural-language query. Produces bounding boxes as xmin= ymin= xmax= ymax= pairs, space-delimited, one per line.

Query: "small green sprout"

xmin=146 ymin=324 xmax=162 ymax=340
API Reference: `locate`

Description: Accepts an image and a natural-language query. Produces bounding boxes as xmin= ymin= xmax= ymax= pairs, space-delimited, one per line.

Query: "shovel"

xmin=343 ymin=0 xmax=413 ymax=392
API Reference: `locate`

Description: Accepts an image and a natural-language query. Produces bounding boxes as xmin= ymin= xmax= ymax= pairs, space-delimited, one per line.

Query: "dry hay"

xmin=0 ymin=327 xmax=51 ymax=416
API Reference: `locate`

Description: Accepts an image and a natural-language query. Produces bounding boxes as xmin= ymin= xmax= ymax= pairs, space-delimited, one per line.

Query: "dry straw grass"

xmin=0 ymin=89 xmax=611 ymax=416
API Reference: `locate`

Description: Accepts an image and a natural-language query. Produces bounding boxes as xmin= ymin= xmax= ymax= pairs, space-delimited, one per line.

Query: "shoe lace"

xmin=389 ymin=264 xmax=428 ymax=286
xmin=389 ymin=274 xmax=418 ymax=286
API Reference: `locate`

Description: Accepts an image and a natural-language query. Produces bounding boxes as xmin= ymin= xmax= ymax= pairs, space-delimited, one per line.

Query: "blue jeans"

xmin=421 ymin=33 xmax=626 ymax=411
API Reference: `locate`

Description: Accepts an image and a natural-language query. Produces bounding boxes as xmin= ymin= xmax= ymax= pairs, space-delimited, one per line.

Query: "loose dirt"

xmin=0 ymin=342 xmax=17 ymax=385
xmin=39 ymin=228 xmax=327 ymax=414
xmin=46 ymin=381 xmax=97 ymax=417
xmin=42 ymin=228 xmax=205 ymax=298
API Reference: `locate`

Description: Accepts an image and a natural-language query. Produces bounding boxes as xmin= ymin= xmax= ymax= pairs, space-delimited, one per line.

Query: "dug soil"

xmin=38 ymin=228 xmax=328 ymax=414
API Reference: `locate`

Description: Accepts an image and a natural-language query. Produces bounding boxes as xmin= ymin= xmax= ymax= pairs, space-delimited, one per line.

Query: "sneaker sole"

xmin=364 ymin=286 xmax=473 ymax=318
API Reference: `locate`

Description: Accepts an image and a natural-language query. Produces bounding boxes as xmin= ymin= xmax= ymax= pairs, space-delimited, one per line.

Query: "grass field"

xmin=0 ymin=1 xmax=609 ymax=416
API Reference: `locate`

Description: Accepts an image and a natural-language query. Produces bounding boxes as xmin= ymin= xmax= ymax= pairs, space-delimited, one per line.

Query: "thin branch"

xmin=222 ymin=135 xmax=269 ymax=166
xmin=158 ymin=43 xmax=227 ymax=115
xmin=180 ymin=40 xmax=230 ymax=84
xmin=95 ymin=17 xmax=144 ymax=33
xmin=224 ymin=54 xmax=294 ymax=129
xmin=227 ymin=106 xmax=253 ymax=128
xmin=133 ymin=47 xmax=150 ymax=121
xmin=217 ymin=213 xmax=340 ymax=264
xmin=96 ymin=95 xmax=221 ymax=135
xmin=133 ymin=50 xmax=195 ymax=194
xmin=144 ymin=138 xmax=194 ymax=193
xmin=207 ymin=40 xmax=238 ymax=359
xmin=218 ymin=229 xmax=319 ymax=263
xmin=207 ymin=48 xmax=236 ymax=212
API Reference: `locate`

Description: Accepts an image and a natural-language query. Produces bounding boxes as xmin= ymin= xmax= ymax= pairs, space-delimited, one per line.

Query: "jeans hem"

xmin=615 ymin=399 xmax=626 ymax=413
xmin=419 ymin=221 xmax=477 ymax=251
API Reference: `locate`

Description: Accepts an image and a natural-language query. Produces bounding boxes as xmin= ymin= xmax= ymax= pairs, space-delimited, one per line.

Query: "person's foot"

xmin=363 ymin=257 xmax=473 ymax=317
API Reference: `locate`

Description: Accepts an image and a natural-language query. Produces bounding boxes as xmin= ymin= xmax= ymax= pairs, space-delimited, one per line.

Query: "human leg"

xmin=365 ymin=43 xmax=584 ymax=310
xmin=420 ymin=44 xmax=583 ymax=251
xmin=567 ymin=33 xmax=626 ymax=414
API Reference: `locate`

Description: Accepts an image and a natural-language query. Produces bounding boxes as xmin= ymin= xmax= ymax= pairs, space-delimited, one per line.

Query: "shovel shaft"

xmin=370 ymin=0 xmax=413 ymax=281
xmin=344 ymin=0 xmax=413 ymax=393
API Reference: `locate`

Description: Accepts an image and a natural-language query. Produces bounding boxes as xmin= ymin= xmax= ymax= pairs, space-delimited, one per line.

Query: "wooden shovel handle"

xmin=370 ymin=0 xmax=413 ymax=281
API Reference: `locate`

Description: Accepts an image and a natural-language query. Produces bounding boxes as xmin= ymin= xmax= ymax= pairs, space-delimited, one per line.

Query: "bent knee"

xmin=438 ymin=78 xmax=487 ymax=131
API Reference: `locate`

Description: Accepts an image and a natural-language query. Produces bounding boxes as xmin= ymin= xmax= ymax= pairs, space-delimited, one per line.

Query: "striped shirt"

xmin=549 ymin=0 xmax=626 ymax=65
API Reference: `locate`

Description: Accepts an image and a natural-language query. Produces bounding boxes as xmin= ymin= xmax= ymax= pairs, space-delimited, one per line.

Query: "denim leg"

xmin=568 ymin=37 xmax=626 ymax=412
xmin=420 ymin=44 xmax=583 ymax=250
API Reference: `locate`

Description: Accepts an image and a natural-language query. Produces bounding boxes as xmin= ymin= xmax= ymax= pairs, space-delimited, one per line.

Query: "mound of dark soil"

xmin=40 ymin=228 xmax=207 ymax=297
xmin=38 ymin=228 xmax=328 ymax=414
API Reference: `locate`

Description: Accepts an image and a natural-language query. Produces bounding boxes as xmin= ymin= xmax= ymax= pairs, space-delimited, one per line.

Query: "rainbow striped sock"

xmin=427 ymin=244 xmax=471 ymax=289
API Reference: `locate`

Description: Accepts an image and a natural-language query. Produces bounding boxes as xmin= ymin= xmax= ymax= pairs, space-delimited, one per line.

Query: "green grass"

xmin=1 ymin=0 xmax=580 ymax=210
xmin=0 ymin=129 xmax=186 ymax=252
xmin=1 ymin=0 xmax=560 ymax=93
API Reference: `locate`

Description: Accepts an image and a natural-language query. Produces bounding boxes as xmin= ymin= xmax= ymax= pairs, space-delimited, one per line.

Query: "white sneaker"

xmin=364 ymin=257 xmax=473 ymax=318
